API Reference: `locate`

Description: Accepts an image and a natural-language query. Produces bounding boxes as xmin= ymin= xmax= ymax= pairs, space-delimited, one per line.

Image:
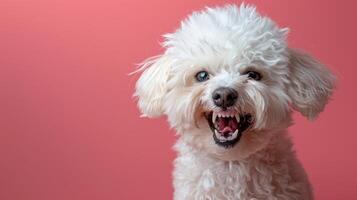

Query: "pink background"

xmin=1 ymin=0 xmax=356 ymax=199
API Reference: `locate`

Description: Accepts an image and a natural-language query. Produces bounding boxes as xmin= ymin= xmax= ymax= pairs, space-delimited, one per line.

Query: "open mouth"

xmin=205 ymin=111 xmax=253 ymax=148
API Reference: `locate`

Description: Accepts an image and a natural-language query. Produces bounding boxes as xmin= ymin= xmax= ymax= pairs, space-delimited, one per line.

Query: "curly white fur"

xmin=135 ymin=4 xmax=334 ymax=200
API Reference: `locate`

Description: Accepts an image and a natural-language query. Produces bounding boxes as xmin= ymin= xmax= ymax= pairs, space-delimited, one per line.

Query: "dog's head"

xmin=135 ymin=5 xmax=334 ymax=160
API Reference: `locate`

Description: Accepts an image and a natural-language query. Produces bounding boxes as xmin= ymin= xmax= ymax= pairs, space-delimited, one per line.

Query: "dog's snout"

xmin=212 ymin=87 xmax=238 ymax=109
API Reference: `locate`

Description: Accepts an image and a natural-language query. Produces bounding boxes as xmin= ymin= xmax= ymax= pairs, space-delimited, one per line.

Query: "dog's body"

xmin=173 ymin=131 xmax=312 ymax=200
xmin=135 ymin=4 xmax=334 ymax=200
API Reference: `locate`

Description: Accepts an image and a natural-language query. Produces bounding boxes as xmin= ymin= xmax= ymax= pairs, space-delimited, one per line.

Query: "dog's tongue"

xmin=216 ymin=117 xmax=238 ymax=134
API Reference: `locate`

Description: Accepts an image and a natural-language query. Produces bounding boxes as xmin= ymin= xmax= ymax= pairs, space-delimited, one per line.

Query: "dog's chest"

xmin=193 ymin=161 xmax=267 ymax=199
xmin=173 ymin=153 xmax=305 ymax=200
xmin=174 ymin=156 xmax=271 ymax=199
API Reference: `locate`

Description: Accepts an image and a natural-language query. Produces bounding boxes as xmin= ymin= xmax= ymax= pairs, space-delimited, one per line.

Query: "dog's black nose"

xmin=212 ymin=87 xmax=238 ymax=109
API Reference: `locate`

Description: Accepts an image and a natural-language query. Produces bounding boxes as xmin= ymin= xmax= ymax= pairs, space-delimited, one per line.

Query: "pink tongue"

xmin=216 ymin=117 xmax=238 ymax=134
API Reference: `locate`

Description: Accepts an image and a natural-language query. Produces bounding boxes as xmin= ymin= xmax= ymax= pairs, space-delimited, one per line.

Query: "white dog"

xmin=135 ymin=4 xmax=334 ymax=200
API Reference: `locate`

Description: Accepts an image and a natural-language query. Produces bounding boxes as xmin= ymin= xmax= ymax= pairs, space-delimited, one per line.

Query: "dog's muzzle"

xmin=204 ymin=87 xmax=253 ymax=148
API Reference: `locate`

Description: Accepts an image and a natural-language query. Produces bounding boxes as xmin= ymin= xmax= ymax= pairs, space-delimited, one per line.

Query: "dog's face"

xmin=135 ymin=5 xmax=334 ymax=160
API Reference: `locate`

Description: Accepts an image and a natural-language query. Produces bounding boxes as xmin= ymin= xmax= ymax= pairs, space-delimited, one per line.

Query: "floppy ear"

xmin=134 ymin=55 xmax=171 ymax=118
xmin=287 ymin=48 xmax=335 ymax=120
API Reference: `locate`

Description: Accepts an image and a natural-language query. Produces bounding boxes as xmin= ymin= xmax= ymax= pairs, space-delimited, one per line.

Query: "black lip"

xmin=205 ymin=112 xmax=252 ymax=149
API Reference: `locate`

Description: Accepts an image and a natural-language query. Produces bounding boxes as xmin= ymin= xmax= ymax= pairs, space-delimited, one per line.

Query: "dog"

xmin=134 ymin=4 xmax=334 ymax=200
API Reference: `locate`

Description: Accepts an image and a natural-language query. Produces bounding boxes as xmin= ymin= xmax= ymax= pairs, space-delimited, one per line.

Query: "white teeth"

xmin=212 ymin=112 xmax=217 ymax=123
xmin=231 ymin=130 xmax=239 ymax=139
xmin=233 ymin=129 xmax=238 ymax=135
xmin=214 ymin=129 xmax=239 ymax=142
xmin=214 ymin=129 xmax=227 ymax=141
xmin=226 ymin=129 xmax=239 ymax=140
xmin=235 ymin=115 xmax=240 ymax=122
xmin=212 ymin=112 xmax=240 ymax=120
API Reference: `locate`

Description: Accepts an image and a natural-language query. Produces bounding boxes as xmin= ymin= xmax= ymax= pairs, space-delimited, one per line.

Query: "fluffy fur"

xmin=135 ymin=4 xmax=334 ymax=200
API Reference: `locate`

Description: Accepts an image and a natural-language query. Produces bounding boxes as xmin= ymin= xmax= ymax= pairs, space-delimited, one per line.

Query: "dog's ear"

xmin=134 ymin=54 xmax=171 ymax=118
xmin=287 ymin=48 xmax=335 ymax=120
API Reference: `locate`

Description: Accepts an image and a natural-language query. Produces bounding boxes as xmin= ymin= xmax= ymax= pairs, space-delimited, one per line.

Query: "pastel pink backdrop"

xmin=1 ymin=0 xmax=356 ymax=199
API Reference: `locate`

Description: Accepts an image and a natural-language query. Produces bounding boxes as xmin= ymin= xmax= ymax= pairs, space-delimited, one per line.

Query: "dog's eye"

xmin=246 ymin=71 xmax=262 ymax=81
xmin=195 ymin=71 xmax=209 ymax=82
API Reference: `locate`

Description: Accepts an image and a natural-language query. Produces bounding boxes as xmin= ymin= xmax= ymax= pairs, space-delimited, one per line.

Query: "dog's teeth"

xmin=214 ymin=129 xmax=221 ymax=139
xmin=212 ymin=112 xmax=217 ymax=123
xmin=214 ymin=129 xmax=239 ymax=141
xmin=229 ymin=130 xmax=239 ymax=140
xmin=235 ymin=115 xmax=240 ymax=122
xmin=214 ymin=130 xmax=224 ymax=141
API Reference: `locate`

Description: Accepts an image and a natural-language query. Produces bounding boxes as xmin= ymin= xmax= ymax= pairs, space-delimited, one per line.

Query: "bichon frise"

xmin=134 ymin=4 xmax=334 ymax=200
